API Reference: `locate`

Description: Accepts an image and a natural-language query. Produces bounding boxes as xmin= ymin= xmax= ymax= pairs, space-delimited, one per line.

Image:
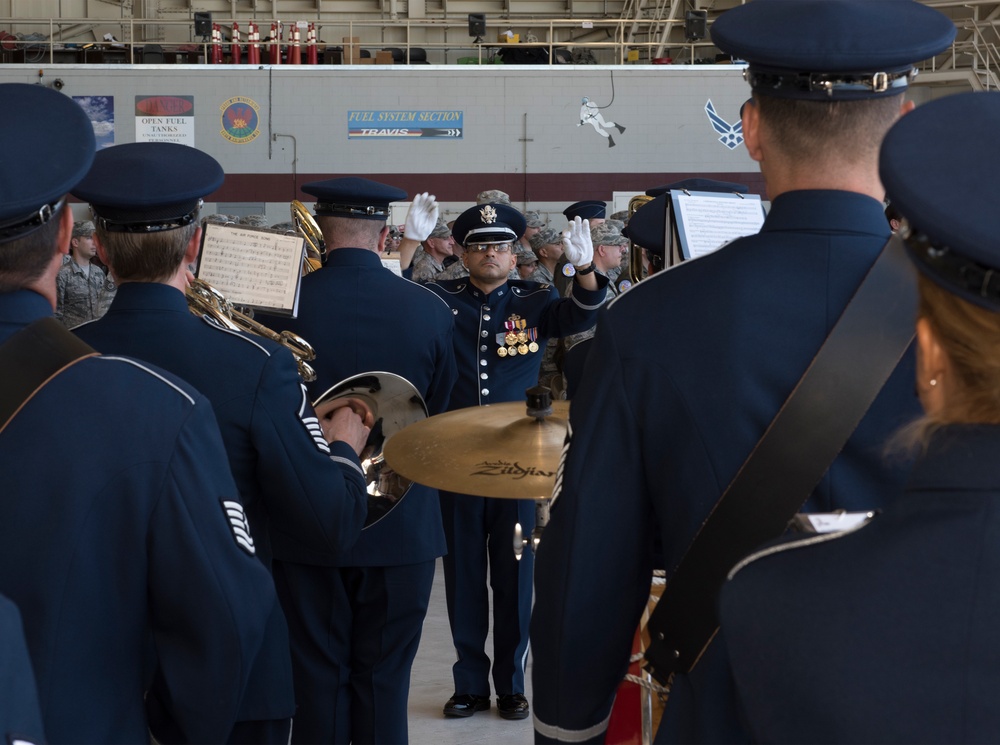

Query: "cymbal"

xmin=383 ymin=400 xmax=569 ymax=499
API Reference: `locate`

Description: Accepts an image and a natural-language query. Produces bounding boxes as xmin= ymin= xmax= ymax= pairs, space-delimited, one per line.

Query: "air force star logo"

xmin=705 ymin=100 xmax=744 ymax=150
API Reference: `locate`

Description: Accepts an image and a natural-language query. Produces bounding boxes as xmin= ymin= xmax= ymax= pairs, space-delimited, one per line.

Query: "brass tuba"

xmin=626 ymin=194 xmax=653 ymax=285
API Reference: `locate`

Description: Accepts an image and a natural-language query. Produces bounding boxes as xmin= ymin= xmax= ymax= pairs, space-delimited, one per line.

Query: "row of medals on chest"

xmin=496 ymin=314 xmax=539 ymax=357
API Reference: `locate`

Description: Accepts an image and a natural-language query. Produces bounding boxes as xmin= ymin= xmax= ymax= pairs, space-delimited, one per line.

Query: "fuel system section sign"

xmin=348 ymin=111 xmax=463 ymax=140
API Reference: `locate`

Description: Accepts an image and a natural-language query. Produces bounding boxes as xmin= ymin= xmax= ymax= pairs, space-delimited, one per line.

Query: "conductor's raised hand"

xmin=404 ymin=192 xmax=440 ymax=243
xmin=562 ymin=216 xmax=594 ymax=267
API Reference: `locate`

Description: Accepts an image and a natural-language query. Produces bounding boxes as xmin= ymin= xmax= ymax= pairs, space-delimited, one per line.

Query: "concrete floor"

xmin=406 ymin=558 xmax=534 ymax=745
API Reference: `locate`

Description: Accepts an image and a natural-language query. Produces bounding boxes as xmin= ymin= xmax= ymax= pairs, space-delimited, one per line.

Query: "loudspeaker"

xmin=194 ymin=12 xmax=212 ymax=38
xmin=468 ymin=14 xmax=486 ymax=38
xmin=684 ymin=10 xmax=707 ymax=41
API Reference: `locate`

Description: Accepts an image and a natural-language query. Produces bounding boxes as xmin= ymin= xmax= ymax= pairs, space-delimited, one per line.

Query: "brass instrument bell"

xmin=313 ymin=372 xmax=428 ymax=528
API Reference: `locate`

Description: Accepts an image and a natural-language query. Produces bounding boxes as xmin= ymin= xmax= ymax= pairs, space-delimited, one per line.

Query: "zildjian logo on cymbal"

xmin=471 ymin=461 xmax=556 ymax=479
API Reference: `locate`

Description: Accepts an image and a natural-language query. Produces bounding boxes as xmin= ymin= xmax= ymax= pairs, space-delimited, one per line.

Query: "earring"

xmin=929 ymin=378 xmax=938 ymax=387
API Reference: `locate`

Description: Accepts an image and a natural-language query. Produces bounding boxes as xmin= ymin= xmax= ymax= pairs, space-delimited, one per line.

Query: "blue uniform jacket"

xmin=75 ymin=283 xmax=368 ymax=564
xmin=0 ymin=594 xmax=45 ymax=745
xmin=720 ymin=424 xmax=1000 ymax=744
xmin=0 ymin=290 xmax=273 ymax=744
xmin=425 ymin=275 xmax=608 ymax=408
xmin=76 ymin=281 xmax=368 ymax=721
xmin=530 ymin=190 xmax=923 ymax=743
xmin=262 ymin=247 xmax=457 ymax=566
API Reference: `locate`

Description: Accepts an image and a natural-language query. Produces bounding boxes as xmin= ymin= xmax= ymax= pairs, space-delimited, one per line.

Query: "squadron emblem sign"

xmin=220 ymin=96 xmax=261 ymax=144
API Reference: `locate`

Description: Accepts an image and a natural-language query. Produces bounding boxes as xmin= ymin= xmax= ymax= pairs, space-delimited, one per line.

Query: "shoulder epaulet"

xmin=410 ymin=278 xmax=459 ymax=310
xmin=430 ymin=280 xmax=466 ymax=296
xmin=92 ymin=355 xmax=197 ymax=405
xmin=727 ymin=515 xmax=877 ymax=581
xmin=197 ymin=313 xmax=273 ymax=356
xmin=510 ymin=281 xmax=551 ymax=298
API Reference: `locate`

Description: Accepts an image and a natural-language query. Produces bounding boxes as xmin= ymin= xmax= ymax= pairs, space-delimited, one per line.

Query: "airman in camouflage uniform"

xmin=55 ymin=220 xmax=115 ymax=329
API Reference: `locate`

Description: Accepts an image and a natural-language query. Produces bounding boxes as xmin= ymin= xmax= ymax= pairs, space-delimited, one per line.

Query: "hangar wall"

xmin=1 ymin=63 xmax=922 ymax=224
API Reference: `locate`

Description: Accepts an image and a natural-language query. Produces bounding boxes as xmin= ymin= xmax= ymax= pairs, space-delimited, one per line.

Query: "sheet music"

xmin=198 ymin=224 xmax=305 ymax=316
xmin=382 ymin=254 xmax=403 ymax=277
xmin=672 ymin=192 xmax=766 ymax=260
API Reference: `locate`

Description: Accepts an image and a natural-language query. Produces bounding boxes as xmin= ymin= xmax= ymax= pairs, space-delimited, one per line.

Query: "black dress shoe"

xmin=497 ymin=693 xmax=530 ymax=720
xmin=443 ymin=693 xmax=491 ymax=717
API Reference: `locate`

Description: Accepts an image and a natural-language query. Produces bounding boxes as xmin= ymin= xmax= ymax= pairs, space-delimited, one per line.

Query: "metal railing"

xmin=0 ymin=16 xmax=719 ymax=66
xmin=0 ymin=14 xmax=990 ymax=76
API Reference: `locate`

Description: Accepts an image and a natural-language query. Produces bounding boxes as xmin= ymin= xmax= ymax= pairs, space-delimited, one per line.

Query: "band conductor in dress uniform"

xmin=530 ymin=2 xmax=956 ymax=742
xmin=257 ymin=176 xmax=458 ymax=744
xmin=425 ymin=203 xmax=607 ymax=722
xmin=0 ymin=83 xmax=275 ymax=744
xmin=71 ymin=142 xmax=372 ymax=743
xmin=720 ymin=90 xmax=1000 ymax=745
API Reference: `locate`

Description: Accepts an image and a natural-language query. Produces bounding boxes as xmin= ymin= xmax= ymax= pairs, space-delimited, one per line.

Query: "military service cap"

xmin=563 ymin=200 xmax=606 ymax=221
xmin=0 ymin=84 xmax=96 ymax=244
xmin=73 ymin=143 xmax=224 ymax=232
xmin=453 ymin=203 xmax=526 ymax=246
xmin=428 ymin=218 xmax=452 ymax=240
xmin=591 ymin=222 xmax=629 ymax=247
xmin=880 ymin=91 xmax=1000 ymax=311
xmin=624 ymin=195 xmax=668 ymax=255
xmin=477 ymin=189 xmax=512 ymax=206
xmin=646 ymin=179 xmax=749 ymax=198
xmin=238 ymin=214 xmax=269 ymax=228
xmin=530 ymin=226 xmax=562 ymax=254
xmin=712 ymin=0 xmax=956 ymax=101
xmin=524 ymin=210 xmax=545 ymax=229
xmin=302 ymin=177 xmax=406 ymax=221
xmin=203 ymin=214 xmax=237 ymax=226
xmin=516 ymin=245 xmax=539 ymax=266
xmin=72 ymin=220 xmax=96 ymax=238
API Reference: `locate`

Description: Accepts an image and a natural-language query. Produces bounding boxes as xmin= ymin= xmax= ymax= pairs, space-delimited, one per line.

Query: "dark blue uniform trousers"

xmin=273 ymin=559 xmax=435 ymax=744
xmin=440 ymin=491 xmax=535 ymax=696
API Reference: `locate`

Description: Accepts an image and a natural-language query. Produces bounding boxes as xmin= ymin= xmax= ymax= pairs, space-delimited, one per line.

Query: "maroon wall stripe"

xmin=203 ymin=172 xmax=766 ymax=204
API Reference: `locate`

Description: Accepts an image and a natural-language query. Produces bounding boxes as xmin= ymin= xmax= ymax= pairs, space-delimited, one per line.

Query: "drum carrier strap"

xmin=644 ymin=233 xmax=916 ymax=686
xmin=0 ymin=316 xmax=97 ymax=435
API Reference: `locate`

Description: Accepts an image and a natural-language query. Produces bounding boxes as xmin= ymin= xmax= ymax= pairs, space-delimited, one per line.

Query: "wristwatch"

xmin=575 ymin=263 xmax=595 ymax=276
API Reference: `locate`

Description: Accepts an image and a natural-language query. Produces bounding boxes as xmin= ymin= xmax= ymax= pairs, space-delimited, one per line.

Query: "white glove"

xmin=562 ymin=216 xmax=594 ymax=267
xmin=403 ymin=192 xmax=439 ymax=243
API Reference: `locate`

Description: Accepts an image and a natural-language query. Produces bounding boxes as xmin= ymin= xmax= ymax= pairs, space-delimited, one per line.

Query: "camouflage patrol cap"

xmin=529 ymin=226 xmax=562 ymax=253
xmin=239 ymin=214 xmax=270 ymax=228
xmin=476 ymin=189 xmax=512 ymax=206
xmin=516 ymin=244 xmax=538 ymax=266
xmin=591 ymin=221 xmax=629 ymax=247
xmin=609 ymin=210 xmax=629 ymax=222
xmin=606 ymin=218 xmax=625 ymax=231
xmin=428 ymin=218 xmax=452 ymax=239
xmin=524 ymin=210 xmax=545 ymax=229
xmin=72 ymin=220 xmax=96 ymax=238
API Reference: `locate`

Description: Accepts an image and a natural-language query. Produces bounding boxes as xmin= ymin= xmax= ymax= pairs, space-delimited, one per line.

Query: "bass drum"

xmin=313 ymin=371 xmax=427 ymax=528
